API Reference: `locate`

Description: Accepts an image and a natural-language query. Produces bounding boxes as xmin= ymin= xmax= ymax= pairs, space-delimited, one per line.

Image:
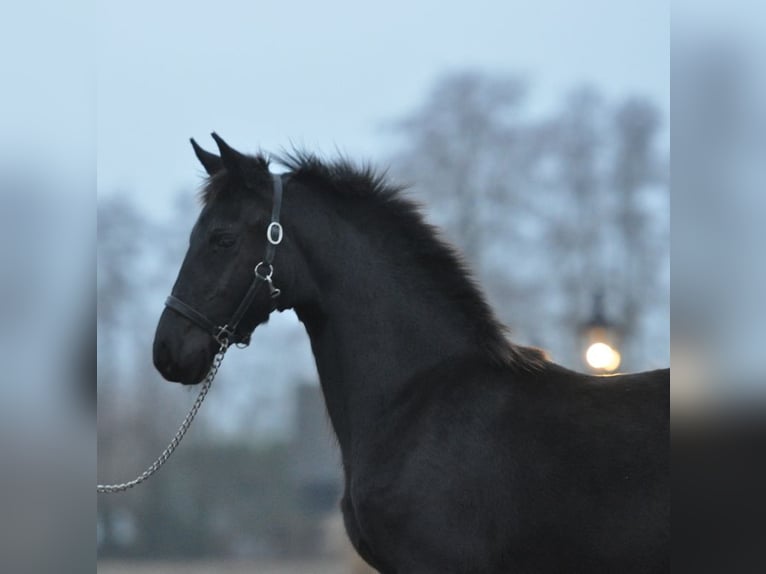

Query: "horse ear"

xmin=211 ymin=132 xmax=247 ymax=180
xmin=190 ymin=138 xmax=222 ymax=175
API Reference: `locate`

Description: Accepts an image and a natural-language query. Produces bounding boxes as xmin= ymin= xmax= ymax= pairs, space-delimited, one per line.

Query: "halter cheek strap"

xmin=164 ymin=173 xmax=284 ymax=348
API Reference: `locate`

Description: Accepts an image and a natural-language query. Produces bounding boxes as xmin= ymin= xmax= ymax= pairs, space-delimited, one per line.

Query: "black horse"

xmin=153 ymin=134 xmax=669 ymax=573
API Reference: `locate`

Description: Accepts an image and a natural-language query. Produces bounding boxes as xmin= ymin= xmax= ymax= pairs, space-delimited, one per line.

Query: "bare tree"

xmin=390 ymin=71 xmax=535 ymax=259
xmin=388 ymin=73 xmax=669 ymax=369
xmin=388 ymin=71 xmax=551 ymax=343
xmin=609 ymin=98 xmax=668 ymax=364
xmin=541 ymin=89 xmax=668 ymax=368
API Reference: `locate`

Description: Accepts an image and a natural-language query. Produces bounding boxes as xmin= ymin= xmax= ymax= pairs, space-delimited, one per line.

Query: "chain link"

xmin=97 ymin=341 xmax=229 ymax=494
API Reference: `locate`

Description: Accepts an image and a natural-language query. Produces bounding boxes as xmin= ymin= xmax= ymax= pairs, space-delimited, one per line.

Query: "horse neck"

xmin=290 ymin=195 xmax=502 ymax=457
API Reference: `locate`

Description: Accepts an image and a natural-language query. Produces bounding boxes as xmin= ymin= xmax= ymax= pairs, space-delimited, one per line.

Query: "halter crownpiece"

xmin=164 ymin=172 xmax=284 ymax=348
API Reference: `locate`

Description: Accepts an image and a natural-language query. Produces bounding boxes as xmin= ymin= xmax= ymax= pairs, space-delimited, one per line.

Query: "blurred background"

xmin=95 ymin=1 xmax=668 ymax=573
xmin=0 ymin=2 xmax=94 ymax=573
xmin=672 ymin=3 xmax=766 ymax=572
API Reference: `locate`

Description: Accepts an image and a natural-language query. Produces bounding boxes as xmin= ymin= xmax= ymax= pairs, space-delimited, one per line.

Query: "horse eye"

xmin=211 ymin=233 xmax=236 ymax=248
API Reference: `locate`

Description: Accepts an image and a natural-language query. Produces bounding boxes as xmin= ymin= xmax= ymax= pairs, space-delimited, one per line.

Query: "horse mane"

xmin=275 ymin=150 xmax=545 ymax=372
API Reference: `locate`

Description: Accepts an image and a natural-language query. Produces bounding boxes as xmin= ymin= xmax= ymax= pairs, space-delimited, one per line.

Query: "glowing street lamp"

xmin=585 ymin=341 xmax=621 ymax=372
xmin=581 ymin=292 xmax=622 ymax=373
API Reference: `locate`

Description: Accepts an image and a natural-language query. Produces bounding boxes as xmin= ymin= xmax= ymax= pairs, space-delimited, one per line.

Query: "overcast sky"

xmin=96 ymin=0 xmax=668 ymax=213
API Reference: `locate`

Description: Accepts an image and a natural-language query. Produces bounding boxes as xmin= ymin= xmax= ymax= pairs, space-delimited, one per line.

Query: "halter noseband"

xmin=164 ymin=173 xmax=284 ymax=348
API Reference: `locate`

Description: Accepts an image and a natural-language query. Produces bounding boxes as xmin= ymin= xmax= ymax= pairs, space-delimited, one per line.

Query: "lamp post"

xmin=581 ymin=292 xmax=622 ymax=373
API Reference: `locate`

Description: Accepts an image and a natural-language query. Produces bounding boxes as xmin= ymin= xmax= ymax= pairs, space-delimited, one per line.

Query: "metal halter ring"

xmin=215 ymin=325 xmax=233 ymax=346
xmin=254 ymin=261 xmax=274 ymax=280
xmin=267 ymin=222 xmax=283 ymax=245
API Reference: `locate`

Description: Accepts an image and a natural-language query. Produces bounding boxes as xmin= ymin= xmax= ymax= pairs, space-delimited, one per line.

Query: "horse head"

xmin=153 ymin=134 xmax=310 ymax=384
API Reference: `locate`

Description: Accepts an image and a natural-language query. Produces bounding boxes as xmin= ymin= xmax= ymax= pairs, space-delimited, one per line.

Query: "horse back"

xmin=497 ymin=363 xmax=669 ymax=570
xmin=347 ymin=358 xmax=669 ymax=572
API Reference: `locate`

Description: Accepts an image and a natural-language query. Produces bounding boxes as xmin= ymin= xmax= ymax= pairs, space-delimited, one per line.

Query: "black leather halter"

xmin=164 ymin=173 xmax=284 ymax=348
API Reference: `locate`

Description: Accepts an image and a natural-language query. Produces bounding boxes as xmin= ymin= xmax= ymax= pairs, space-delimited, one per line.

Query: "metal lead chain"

xmin=97 ymin=341 xmax=229 ymax=494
